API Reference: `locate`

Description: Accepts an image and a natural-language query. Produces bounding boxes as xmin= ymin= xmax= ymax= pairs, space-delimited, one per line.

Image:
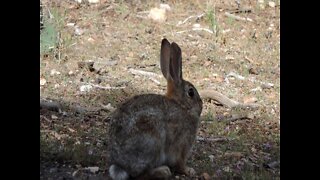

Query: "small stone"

xmin=68 ymin=71 xmax=74 ymax=75
xmin=261 ymin=83 xmax=274 ymax=89
xmin=80 ymin=85 xmax=93 ymax=92
xmin=50 ymin=69 xmax=61 ymax=76
xmin=74 ymin=26 xmax=85 ymax=36
xmin=84 ymin=166 xmax=99 ymax=173
xmin=208 ymin=155 xmax=214 ymax=162
xmin=193 ymin=23 xmax=201 ymax=28
xmin=40 ymin=78 xmax=47 ymax=86
xmin=160 ymin=4 xmax=171 ymax=11
xmin=268 ymin=1 xmax=276 ymax=8
xmin=148 ymin=8 xmax=166 ymax=23
xmin=88 ymin=0 xmax=100 ymax=3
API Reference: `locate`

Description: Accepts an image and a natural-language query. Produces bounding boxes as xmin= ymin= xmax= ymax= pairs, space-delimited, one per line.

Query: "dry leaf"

xmin=224 ymin=152 xmax=244 ymax=159
xmin=243 ymin=97 xmax=257 ymax=104
xmin=201 ymin=172 xmax=211 ymax=180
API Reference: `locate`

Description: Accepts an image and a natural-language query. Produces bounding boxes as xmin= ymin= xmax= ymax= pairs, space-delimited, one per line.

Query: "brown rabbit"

xmin=108 ymin=38 xmax=203 ymax=180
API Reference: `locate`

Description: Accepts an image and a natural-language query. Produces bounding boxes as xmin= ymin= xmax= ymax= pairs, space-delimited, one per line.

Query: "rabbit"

xmin=108 ymin=38 xmax=203 ymax=180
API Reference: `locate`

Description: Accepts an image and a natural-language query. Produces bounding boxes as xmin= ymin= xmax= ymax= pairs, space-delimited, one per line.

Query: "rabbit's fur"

xmin=108 ymin=39 xmax=203 ymax=179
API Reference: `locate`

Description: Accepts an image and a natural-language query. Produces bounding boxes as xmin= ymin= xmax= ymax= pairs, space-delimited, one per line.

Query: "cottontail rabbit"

xmin=108 ymin=38 xmax=203 ymax=180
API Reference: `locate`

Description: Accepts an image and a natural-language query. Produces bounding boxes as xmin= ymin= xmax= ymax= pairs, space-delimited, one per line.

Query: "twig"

xmin=88 ymin=83 xmax=125 ymax=90
xmin=148 ymin=77 xmax=161 ymax=85
xmin=225 ymin=72 xmax=274 ymax=87
xmin=128 ymin=68 xmax=162 ymax=78
xmin=225 ymin=12 xmax=253 ymax=22
xmin=176 ymin=27 xmax=213 ymax=34
xmin=229 ymin=8 xmax=252 ymax=14
xmin=219 ymin=113 xmax=253 ymax=122
xmin=176 ymin=13 xmax=205 ymax=26
xmin=244 ymin=56 xmax=259 ymax=65
xmin=199 ymin=90 xmax=261 ymax=110
xmin=40 ymin=115 xmax=51 ymax=123
xmin=192 ymin=27 xmax=214 ymax=34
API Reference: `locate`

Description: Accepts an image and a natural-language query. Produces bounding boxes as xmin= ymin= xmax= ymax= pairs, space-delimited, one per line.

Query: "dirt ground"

xmin=40 ymin=0 xmax=280 ymax=179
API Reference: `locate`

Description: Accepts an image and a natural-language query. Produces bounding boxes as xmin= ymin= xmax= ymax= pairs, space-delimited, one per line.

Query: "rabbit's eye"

xmin=188 ymin=88 xmax=194 ymax=97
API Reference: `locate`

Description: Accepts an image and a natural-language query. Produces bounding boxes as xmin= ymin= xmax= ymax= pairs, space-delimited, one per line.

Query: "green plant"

xmin=206 ymin=8 xmax=219 ymax=36
xmin=40 ymin=20 xmax=58 ymax=54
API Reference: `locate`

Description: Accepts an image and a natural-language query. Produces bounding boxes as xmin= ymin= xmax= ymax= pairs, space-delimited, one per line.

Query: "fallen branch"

xmin=148 ymin=77 xmax=161 ymax=85
xmin=196 ymin=136 xmax=229 ymax=143
xmin=244 ymin=56 xmax=259 ymax=65
xmin=229 ymin=8 xmax=252 ymax=14
xmin=129 ymin=68 xmax=162 ymax=78
xmin=176 ymin=27 xmax=214 ymax=34
xmin=225 ymin=72 xmax=274 ymax=88
xmin=199 ymin=90 xmax=261 ymax=109
xmin=88 ymin=83 xmax=125 ymax=90
xmin=224 ymin=12 xmax=253 ymax=22
xmin=176 ymin=13 xmax=205 ymax=26
xmin=40 ymin=115 xmax=51 ymax=123
xmin=192 ymin=27 xmax=214 ymax=34
xmin=218 ymin=113 xmax=254 ymax=122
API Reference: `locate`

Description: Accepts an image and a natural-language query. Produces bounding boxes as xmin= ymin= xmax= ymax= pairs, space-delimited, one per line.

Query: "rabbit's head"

xmin=160 ymin=38 xmax=203 ymax=116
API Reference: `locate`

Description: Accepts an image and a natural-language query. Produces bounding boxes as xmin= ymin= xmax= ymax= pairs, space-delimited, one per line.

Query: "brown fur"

xmin=108 ymin=39 xmax=203 ymax=180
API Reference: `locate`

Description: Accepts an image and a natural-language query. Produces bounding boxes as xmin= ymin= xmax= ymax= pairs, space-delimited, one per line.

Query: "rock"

xmin=148 ymin=8 xmax=166 ymax=23
xmin=50 ymin=69 xmax=61 ymax=76
xmin=67 ymin=23 xmax=75 ymax=27
xmin=193 ymin=23 xmax=201 ymax=28
xmin=88 ymin=0 xmax=100 ymax=3
xmin=80 ymin=85 xmax=93 ymax=92
xmin=160 ymin=4 xmax=171 ymax=11
xmin=40 ymin=78 xmax=47 ymax=86
xmin=258 ymin=0 xmax=265 ymax=9
xmin=268 ymin=1 xmax=276 ymax=8
xmin=208 ymin=155 xmax=214 ymax=162
xmin=74 ymin=26 xmax=85 ymax=36
xmin=84 ymin=167 xmax=99 ymax=173
xmin=261 ymin=83 xmax=274 ymax=89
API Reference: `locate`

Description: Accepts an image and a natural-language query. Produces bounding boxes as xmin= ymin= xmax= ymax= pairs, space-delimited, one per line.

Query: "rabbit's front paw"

xmin=184 ymin=167 xmax=196 ymax=176
xmin=150 ymin=166 xmax=172 ymax=179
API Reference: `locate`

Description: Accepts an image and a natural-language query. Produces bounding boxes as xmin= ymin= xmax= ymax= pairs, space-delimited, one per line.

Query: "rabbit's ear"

xmin=169 ymin=42 xmax=183 ymax=85
xmin=160 ymin=38 xmax=171 ymax=80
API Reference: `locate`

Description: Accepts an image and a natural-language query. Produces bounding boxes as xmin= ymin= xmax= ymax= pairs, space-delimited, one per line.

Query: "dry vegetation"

xmin=40 ymin=0 xmax=280 ymax=179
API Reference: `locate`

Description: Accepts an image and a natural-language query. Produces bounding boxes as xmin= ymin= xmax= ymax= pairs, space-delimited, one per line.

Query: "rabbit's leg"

xmin=150 ymin=165 xmax=172 ymax=178
xmin=172 ymin=149 xmax=196 ymax=176
xmin=135 ymin=166 xmax=171 ymax=180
